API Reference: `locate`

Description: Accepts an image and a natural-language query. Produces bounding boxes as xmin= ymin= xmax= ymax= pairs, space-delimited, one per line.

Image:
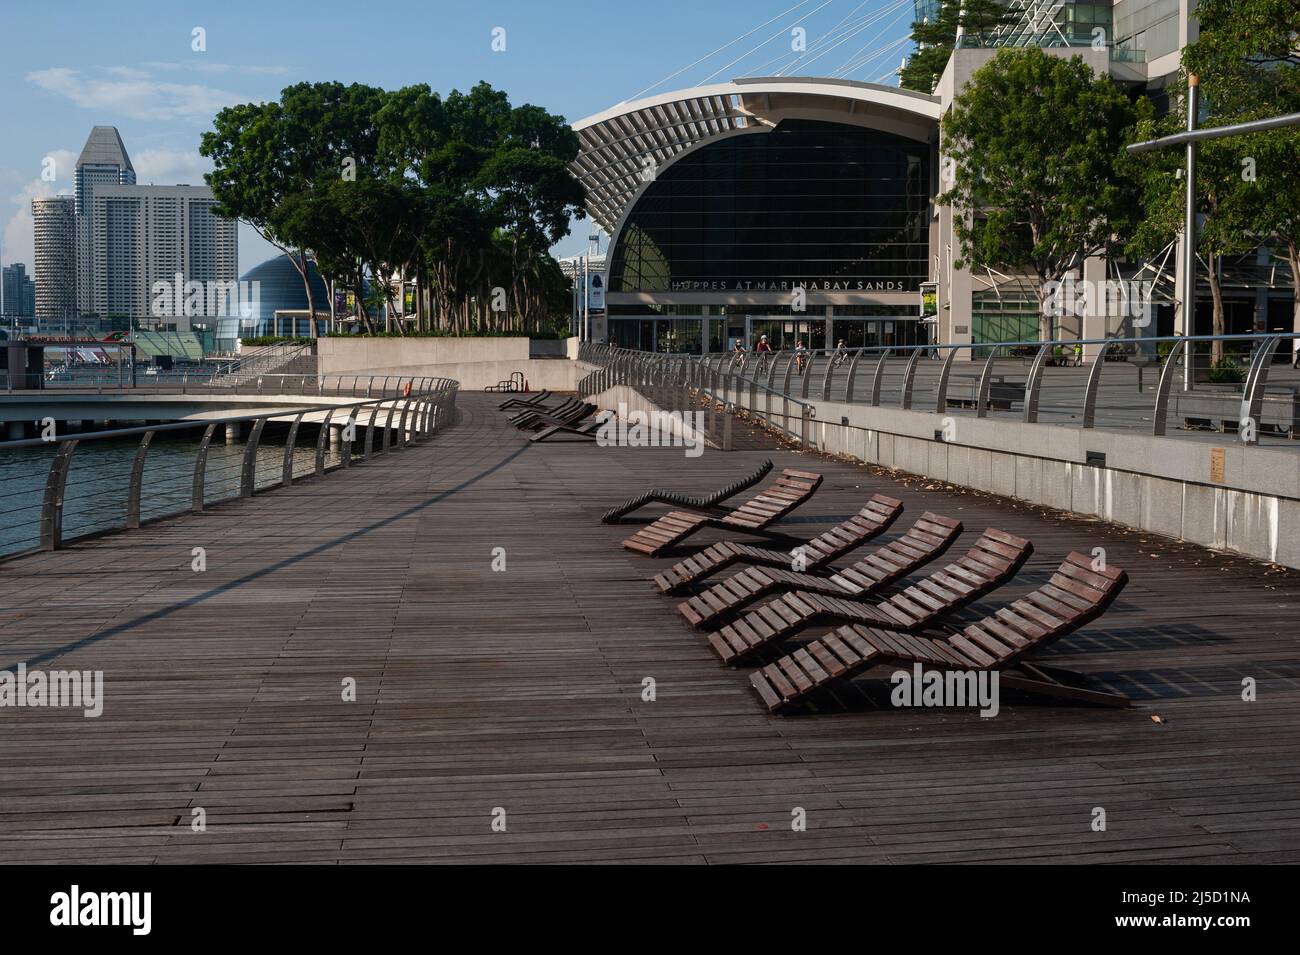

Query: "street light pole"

xmin=1181 ymin=73 xmax=1199 ymax=391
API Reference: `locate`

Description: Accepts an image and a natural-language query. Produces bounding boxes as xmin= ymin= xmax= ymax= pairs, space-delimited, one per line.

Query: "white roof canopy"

xmin=570 ymin=76 xmax=941 ymax=233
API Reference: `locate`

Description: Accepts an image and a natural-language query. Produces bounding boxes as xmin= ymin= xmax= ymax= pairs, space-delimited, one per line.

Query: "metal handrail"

xmin=0 ymin=378 xmax=459 ymax=557
xmin=579 ymin=333 xmax=1300 ymax=447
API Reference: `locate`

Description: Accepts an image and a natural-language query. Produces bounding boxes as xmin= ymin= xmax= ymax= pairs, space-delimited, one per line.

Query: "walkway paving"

xmin=0 ymin=392 xmax=1297 ymax=863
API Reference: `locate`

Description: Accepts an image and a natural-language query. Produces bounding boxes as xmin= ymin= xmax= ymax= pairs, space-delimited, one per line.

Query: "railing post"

xmin=398 ymin=398 xmax=413 ymax=447
xmin=1239 ymin=335 xmax=1280 ymax=445
xmin=934 ymin=346 xmax=958 ymax=413
xmin=125 ymin=430 xmax=155 ymax=529
xmin=899 ymin=349 xmax=922 ymax=409
xmin=315 ymin=409 xmax=335 ymax=474
xmin=39 ymin=439 xmax=79 ymax=550
xmin=364 ymin=405 xmax=380 ymax=458
xmin=870 ymin=348 xmax=891 ymax=406
xmin=801 ymin=404 xmax=811 ymax=449
xmin=781 ymin=354 xmax=797 ymax=426
xmin=1151 ymin=339 xmax=1186 ymax=436
xmin=283 ymin=412 xmax=305 ymax=485
xmin=800 ymin=354 xmax=815 ymax=399
xmin=192 ymin=423 xmax=217 ymax=513
xmin=844 ymin=348 xmax=865 ymax=403
xmin=367 ymin=376 xmax=374 ymax=398
xmin=382 ymin=403 xmax=397 ymax=453
xmin=240 ymin=418 xmax=267 ymax=497
xmin=1023 ymin=344 xmax=1052 ymax=423
xmin=341 ymin=410 xmax=358 ymax=466
xmin=1081 ymin=342 xmax=1116 ymax=429
xmin=975 ymin=348 xmax=999 ymax=418
xmin=820 ymin=350 xmax=836 ymax=401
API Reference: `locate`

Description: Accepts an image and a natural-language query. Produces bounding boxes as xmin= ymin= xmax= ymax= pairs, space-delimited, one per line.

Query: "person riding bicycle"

xmin=754 ymin=335 xmax=772 ymax=372
xmin=731 ymin=338 xmax=747 ymax=369
xmin=794 ymin=339 xmax=808 ymax=374
xmin=832 ymin=338 xmax=848 ymax=366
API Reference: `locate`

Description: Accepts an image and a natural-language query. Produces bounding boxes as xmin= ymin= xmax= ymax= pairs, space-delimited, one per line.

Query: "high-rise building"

xmin=70 ymin=126 xmax=238 ymax=328
xmin=85 ymin=184 xmax=239 ymax=324
xmin=31 ymin=196 xmax=77 ymax=328
xmin=1 ymin=263 xmax=37 ymax=320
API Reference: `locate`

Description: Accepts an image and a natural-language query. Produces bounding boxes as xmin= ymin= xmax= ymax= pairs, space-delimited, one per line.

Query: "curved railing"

xmin=579 ymin=333 xmax=1300 ymax=447
xmin=0 ymin=377 xmax=459 ymax=560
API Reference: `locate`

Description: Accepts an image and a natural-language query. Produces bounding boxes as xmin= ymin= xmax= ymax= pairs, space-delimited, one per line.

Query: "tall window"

xmin=609 ymin=120 xmax=931 ymax=293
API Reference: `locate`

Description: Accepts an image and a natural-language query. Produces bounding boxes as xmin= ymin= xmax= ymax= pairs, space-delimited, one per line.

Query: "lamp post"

xmin=1181 ymin=74 xmax=1199 ymax=391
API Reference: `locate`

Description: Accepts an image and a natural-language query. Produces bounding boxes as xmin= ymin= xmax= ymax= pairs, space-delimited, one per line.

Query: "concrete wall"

xmin=316 ymin=336 xmax=577 ymax=391
xmin=799 ymin=397 xmax=1300 ymax=568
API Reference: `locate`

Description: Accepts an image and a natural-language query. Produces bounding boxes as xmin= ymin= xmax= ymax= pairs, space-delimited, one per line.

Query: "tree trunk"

xmin=1207 ymin=251 xmax=1226 ymax=366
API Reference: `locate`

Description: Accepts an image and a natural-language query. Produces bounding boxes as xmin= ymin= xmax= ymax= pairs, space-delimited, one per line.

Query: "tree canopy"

xmin=936 ymin=48 xmax=1142 ymax=337
xmin=200 ymin=81 xmax=585 ymax=336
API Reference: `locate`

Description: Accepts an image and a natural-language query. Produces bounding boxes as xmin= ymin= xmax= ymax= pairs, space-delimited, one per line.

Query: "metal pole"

xmin=1182 ymin=74 xmax=1199 ymax=392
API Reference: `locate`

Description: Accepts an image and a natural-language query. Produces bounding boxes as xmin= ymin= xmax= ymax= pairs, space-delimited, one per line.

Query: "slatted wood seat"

xmin=621 ymin=469 xmax=823 ymax=557
xmin=707 ymin=527 xmax=1032 ymax=663
xmin=677 ymin=512 xmax=961 ymax=629
xmin=498 ymin=389 xmax=552 ymax=411
xmin=751 ymin=551 xmax=1129 ymax=713
xmin=603 ymin=460 xmax=774 ymax=524
xmin=513 ymin=401 xmax=596 ymax=433
xmin=510 ymin=396 xmax=578 ymax=427
xmin=653 ymin=494 xmax=903 ymax=593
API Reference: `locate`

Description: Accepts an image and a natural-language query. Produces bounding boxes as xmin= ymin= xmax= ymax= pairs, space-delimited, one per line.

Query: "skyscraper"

xmin=71 ymin=126 xmax=237 ymax=328
xmin=85 ymin=184 xmax=238 ymax=323
xmin=1 ymin=263 xmax=37 ymax=321
xmin=31 ymin=196 xmax=77 ymax=328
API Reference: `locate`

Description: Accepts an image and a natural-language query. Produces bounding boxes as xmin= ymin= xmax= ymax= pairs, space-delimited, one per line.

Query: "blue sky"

xmin=0 ymin=0 xmax=915 ymax=274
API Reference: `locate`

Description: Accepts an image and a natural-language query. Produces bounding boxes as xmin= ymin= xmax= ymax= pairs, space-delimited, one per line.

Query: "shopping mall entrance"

xmin=744 ymin=316 xmax=827 ymax=351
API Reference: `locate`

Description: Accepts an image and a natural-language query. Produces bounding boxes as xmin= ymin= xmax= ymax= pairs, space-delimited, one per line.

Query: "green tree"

xmin=937 ymin=48 xmax=1142 ymax=339
xmin=1182 ymin=0 xmax=1300 ymax=358
xmin=201 ymin=82 xmax=387 ymax=326
xmin=900 ymin=0 xmax=1016 ymax=93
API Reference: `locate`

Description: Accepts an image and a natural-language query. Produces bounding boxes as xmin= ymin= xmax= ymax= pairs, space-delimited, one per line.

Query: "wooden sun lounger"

xmin=513 ymin=401 xmax=596 ymax=433
xmin=530 ymin=416 xmax=604 ymax=442
xmin=675 ymin=512 xmax=961 ymax=630
xmin=705 ymin=527 xmax=1032 ymax=664
xmin=510 ymin=397 xmax=582 ymax=429
xmin=602 ymin=460 xmax=774 ymax=524
xmin=750 ymin=551 xmax=1130 ymax=712
xmin=621 ymin=469 xmax=823 ymax=557
xmin=653 ymin=494 xmax=904 ymax=593
xmin=498 ymin=389 xmax=552 ymax=411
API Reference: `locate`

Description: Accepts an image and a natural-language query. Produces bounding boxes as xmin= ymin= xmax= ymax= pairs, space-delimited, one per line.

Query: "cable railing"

xmin=579 ymin=333 xmax=1300 ymax=448
xmin=6 ymin=372 xmax=447 ymax=399
xmin=0 ymin=377 xmax=459 ymax=560
xmin=578 ymin=345 xmax=816 ymax=449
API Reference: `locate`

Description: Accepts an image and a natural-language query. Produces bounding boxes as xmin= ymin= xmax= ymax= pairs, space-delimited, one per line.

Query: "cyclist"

xmin=794 ymin=339 xmax=808 ymax=374
xmin=832 ymin=338 xmax=848 ymax=366
xmin=730 ymin=337 xmax=747 ymax=371
xmin=755 ymin=334 xmax=773 ymax=374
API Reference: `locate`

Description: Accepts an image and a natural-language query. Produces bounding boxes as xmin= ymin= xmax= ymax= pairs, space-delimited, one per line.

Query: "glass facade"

xmin=609 ymin=119 xmax=931 ymax=295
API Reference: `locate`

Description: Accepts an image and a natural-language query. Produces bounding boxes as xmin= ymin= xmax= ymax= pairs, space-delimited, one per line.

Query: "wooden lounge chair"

xmin=653 ymin=494 xmax=904 ymax=593
xmin=706 ymin=527 xmax=1031 ymax=664
xmin=513 ymin=401 xmax=596 ymax=433
xmin=510 ymin=397 xmax=583 ymax=429
xmin=498 ymin=389 xmax=552 ymax=411
xmin=621 ymin=469 xmax=823 ymax=557
xmin=530 ymin=415 xmax=604 ymax=443
xmin=602 ymin=460 xmax=773 ymax=524
xmin=750 ymin=552 xmax=1130 ymax=712
xmin=675 ymin=512 xmax=961 ymax=628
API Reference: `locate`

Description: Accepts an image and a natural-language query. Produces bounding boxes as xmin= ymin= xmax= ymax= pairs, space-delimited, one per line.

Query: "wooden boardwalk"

xmin=1 ymin=391 xmax=1298 ymax=864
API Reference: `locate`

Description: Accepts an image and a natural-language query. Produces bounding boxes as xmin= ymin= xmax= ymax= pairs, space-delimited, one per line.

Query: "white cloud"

xmin=132 ymin=148 xmax=213 ymax=187
xmin=26 ymin=67 xmax=243 ymax=121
